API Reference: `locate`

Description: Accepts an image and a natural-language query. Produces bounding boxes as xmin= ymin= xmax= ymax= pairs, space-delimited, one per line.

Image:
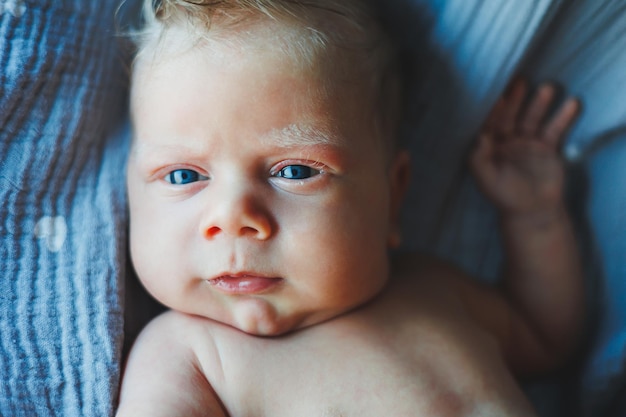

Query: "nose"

xmin=200 ymin=182 xmax=274 ymax=241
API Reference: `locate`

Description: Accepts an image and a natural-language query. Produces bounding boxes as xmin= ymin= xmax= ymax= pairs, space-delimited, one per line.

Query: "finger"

xmin=483 ymin=79 xmax=527 ymax=134
xmin=498 ymin=78 xmax=527 ymax=136
xmin=483 ymin=98 xmax=507 ymax=132
xmin=541 ymin=97 xmax=581 ymax=148
xmin=520 ymin=84 xmax=555 ymax=136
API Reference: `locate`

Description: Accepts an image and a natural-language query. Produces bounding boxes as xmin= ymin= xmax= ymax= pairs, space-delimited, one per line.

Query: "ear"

xmin=387 ymin=150 xmax=411 ymax=248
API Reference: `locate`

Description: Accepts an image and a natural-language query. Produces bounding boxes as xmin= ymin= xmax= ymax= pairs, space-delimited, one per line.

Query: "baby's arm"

xmin=467 ymin=80 xmax=585 ymax=374
xmin=116 ymin=311 xmax=227 ymax=417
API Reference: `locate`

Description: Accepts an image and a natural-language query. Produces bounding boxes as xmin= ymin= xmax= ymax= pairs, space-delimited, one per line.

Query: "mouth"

xmin=207 ymin=273 xmax=283 ymax=295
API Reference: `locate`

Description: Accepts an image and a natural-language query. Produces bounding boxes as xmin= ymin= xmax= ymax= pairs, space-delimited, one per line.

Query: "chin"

xmin=233 ymin=317 xmax=291 ymax=337
xmin=227 ymin=301 xmax=297 ymax=337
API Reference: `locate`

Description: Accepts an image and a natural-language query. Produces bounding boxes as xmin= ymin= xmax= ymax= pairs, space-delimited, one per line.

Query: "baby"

xmin=118 ymin=0 xmax=585 ymax=415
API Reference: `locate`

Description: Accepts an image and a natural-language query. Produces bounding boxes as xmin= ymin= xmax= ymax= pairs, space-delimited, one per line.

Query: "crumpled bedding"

xmin=0 ymin=0 xmax=134 ymax=415
xmin=1 ymin=0 xmax=624 ymax=416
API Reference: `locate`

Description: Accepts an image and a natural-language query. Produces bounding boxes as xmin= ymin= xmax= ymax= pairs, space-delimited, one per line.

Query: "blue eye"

xmin=165 ymin=169 xmax=207 ymax=185
xmin=275 ymin=165 xmax=320 ymax=180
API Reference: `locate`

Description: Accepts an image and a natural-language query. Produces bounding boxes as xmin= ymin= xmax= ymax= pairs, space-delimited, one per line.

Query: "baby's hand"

xmin=470 ymin=79 xmax=580 ymax=221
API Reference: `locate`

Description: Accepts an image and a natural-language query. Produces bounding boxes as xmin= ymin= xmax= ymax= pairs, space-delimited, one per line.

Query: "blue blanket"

xmin=0 ymin=0 xmax=135 ymax=414
xmin=1 ymin=0 xmax=624 ymax=415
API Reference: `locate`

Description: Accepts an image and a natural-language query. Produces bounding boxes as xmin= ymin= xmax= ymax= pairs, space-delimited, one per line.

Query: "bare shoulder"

xmin=124 ymin=310 xmax=224 ymax=367
xmin=390 ymin=251 xmax=560 ymax=375
xmin=117 ymin=311 xmax=228 ymax=417
xmin=391 ymin=252 xmax=514 ymax=346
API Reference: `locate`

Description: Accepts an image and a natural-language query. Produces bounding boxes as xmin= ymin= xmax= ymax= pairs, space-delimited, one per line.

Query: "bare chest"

xmin=202 ymin=314 xmax=536 ymax=417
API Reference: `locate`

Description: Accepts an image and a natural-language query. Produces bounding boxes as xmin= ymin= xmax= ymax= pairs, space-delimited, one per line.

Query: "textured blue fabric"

xmin=583 ymin=132 xmax=626 ymax=417
xmin=0 ymin=0 xmax=133 ymax=415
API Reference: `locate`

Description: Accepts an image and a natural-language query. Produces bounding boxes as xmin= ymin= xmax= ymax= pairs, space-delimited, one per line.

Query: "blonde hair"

xmin=132 ymin=0 xmax=402 ymax=147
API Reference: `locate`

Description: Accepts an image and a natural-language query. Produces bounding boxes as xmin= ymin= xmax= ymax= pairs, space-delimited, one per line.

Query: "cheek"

xmin=129 ymin=213 xmax=166 ymax=287
xmin=341 ymin=177 xmax=392 ymax=238
xmin=128 ymin=173 xmax=195 ymax=259
xmin=129 ymin=213 xmax=192 ymax=310
xmin=128 ymin=189 xmax=193 ymax=297
xmin=327 ymin=180 xmax=392 ymax=271
xmin=279 ymin=180 xmax=391 ymax=275
xmin=279 ymin=182 xmax=384 ymax=234
xmin=304 ymin=177 xmax=390 ymax=243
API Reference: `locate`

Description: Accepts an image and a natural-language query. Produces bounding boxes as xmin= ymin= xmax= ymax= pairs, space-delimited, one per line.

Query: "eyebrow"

xmin=259 ymin=124 xmax=341 ymax=148
xmin=130 ymin=124 xmax=342 ymax=162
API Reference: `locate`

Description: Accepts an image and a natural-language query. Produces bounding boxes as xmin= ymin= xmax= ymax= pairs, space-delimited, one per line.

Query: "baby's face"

xmin=128 ymin=31 xmax=407 ymax=335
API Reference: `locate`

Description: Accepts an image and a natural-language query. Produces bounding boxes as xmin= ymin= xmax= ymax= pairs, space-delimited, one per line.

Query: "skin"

xmin=118 ymin=21 xmax=584 ymax=417
xmin=127 ymin=25 xmax=409 ymax=336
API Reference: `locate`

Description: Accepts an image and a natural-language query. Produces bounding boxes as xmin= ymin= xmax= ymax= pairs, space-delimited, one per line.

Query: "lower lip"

xmin=207 ymin=276 xmax=283 ymax=294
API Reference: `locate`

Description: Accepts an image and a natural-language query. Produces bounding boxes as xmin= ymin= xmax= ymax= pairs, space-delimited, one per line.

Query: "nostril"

xmin=205 ymin=226 xmax=222 ymax=239
xmin=241 ymin=226 xmax=261 ymax=237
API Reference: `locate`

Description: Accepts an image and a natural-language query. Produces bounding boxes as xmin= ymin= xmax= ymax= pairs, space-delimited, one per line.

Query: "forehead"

xmin=131 ymin=34 xmax=376 ymax=146
xmin=131 ymin=24 xmax=332 ymax=115
xmin=130 ymin=15 xmax=390 ymax=156
xmin=132 ymin=18 xmax=374 ymax=108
